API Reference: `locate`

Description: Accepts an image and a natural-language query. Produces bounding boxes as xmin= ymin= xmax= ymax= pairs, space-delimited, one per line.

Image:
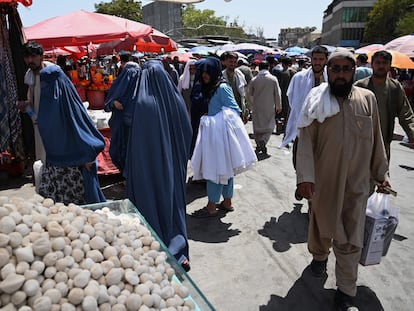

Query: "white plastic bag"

xmin=366 ymin=192 xmax=399 ymax=219
xmin=365 ymin=192 xmax=399 ymax=257
xmin=33 ymin=160 xmax=43 ymax=193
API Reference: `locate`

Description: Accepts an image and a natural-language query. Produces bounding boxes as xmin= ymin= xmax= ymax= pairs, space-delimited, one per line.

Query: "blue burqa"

xmin=104 ymin=62 xmax=141 ymax=172
xmin=125 ymin=60 xmax=192 ymax=261
xmin=38 ymin=65 xmax=106 ymax=204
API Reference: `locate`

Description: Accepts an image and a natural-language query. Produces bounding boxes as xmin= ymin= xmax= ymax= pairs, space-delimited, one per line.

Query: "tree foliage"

xmin=94 ymin=0 xmax=142 ymax=22
xmin=396 ymin=11 xmax=414 ymax=35
xmin=181 ymin=5 xmax=247 ymax=38
xmin=364 ymin=0 xmax=414 ymax=43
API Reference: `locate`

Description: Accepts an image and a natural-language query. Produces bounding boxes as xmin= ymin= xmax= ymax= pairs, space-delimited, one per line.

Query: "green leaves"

xmin=94 ymin=0 xmax=143 ymax=22
xmin=363 ymin=0 xmax=414 ymax=43
xmin=181 ymin=4 xmax=247 ymax=38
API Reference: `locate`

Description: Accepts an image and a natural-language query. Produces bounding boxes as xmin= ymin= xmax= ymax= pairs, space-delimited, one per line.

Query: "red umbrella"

xmin=97 ymin=28 xmax=178 ymax=55
xmin=24 ymin=10 xmax=153 ymax=49
xmin=44 ymin=45 xmax=95 ymax=60
xmin=0 ymin=0 xmax=32 ymax=6
xmin=166 ymin=52 xmax=196 ymax=63
xmin=135 ymin=28 xmax=178 ymax=53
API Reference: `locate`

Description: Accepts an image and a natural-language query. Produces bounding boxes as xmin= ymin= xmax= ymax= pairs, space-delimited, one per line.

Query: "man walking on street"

xmin=354 ymin=50 xmax=414 ymax=160
xmin=296 ymin=50 xmax=390 ymax=311
xmin=280 ymin=46 xmax=328 ymax=158
xmin=274 ymin=56 xmax=297 ymax=134
xmin=222 ymin=51 xmax=248 ymax=122
xmin=248 ymin=61 xmax=282 ymax=154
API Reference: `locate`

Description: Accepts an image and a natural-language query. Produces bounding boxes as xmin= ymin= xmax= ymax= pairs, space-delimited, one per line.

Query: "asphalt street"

xmin=1 ymin=121 xmax=413 ymax=311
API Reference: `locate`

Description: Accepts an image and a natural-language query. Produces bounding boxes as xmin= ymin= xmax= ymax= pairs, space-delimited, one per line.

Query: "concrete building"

xmin=278 ymin=27 xmax=317 ymax=48
xmin=297 ymin=29 xmax=322 ymax=48
xmin=321 ymin=0 xmax=378 ymax=48
xmin=142 ymin=2 xmax=183 ymax=38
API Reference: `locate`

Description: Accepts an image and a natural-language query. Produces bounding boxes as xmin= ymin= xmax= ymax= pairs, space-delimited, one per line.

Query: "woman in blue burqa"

xmin=104 ymin=61 xmax=141 ymax=173
xmin=124 ymin=60 xmax=192 ymax=270
xmin=37 ymin=65 xmax=106 ymax=205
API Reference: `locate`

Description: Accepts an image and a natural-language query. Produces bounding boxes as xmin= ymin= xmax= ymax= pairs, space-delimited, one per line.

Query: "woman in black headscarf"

xmin=190 ymin=57 xmax=256 ymax=218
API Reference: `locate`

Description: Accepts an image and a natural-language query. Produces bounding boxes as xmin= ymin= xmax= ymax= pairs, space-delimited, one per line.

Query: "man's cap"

xmin=328 ymin=48 xmax=356 ymax=65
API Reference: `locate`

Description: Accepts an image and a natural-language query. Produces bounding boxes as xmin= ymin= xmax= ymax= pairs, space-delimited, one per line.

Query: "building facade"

xmin=142 ymin=2 xmax=183 ymax=38
xmin=278 ymin=27 xmax=317 ymax=48
xmin=321 ymin=0 xmax=378 ymax=48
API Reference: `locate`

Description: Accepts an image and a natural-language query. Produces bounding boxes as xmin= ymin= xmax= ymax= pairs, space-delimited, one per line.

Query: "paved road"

xmin=1 ymin=122 xmax=413 ymax=311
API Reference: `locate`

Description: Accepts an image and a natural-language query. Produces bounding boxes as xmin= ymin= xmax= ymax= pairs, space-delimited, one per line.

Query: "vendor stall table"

xmin=87 ymin=109 xmax=119 ymax=175
xmin=82 ymin=199 xmax=215 ymax=311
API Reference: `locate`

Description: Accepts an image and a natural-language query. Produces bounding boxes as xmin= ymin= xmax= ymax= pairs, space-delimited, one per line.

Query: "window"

xmin=342 ymin=28 xmax=365 ymax=40
xmin=342 ymin=7 xmax=371 ymax=23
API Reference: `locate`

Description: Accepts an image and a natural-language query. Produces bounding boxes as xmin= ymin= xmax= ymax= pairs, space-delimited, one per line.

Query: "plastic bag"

xmin=33 ymin=160 xmax=43 ymax=192
xmin=366 ymin=192 xmax=399 ymax=219
xmin=365 ymin=192 xmax=399 ymax=257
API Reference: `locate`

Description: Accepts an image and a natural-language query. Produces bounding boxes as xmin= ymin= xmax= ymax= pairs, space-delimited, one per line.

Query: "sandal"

xmin=217 ymin=201 xmax=234 ymax=212
xmin=191 ymin=207 xmax=218 ymax=218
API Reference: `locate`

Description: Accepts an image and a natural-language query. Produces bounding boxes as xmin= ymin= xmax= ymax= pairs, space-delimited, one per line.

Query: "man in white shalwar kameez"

xmin=280 ymin=45 xmax=329 ymax=151
xmin=248 ymin=61 xmax=282 ymax=154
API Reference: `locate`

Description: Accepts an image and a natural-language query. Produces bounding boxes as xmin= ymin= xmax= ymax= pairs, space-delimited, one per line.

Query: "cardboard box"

xmin=360 ymin=214 xmax=398 ymax=266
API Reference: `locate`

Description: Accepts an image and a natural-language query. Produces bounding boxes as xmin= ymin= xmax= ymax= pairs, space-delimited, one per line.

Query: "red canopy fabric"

xmin=166 ymin=52 xmax=196 ymax=63
xmin=97 ymin=28 xmax=178 ymax=55
xmin=136 ymin=29 xmax=178 ymax=53
xmin=44 ymin=45 xmax=95 ymax=60
xmin=24 ymin=10 xmax=153 ymax=49
xmin=0 ymin=0 xmax=32 ymax=6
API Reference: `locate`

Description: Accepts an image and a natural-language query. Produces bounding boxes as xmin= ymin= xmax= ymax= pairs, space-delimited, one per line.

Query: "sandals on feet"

xmin=217 ymin=201 xmax=234 ymax=212
xmin=191 ymin=207 xmax=218 ymax=218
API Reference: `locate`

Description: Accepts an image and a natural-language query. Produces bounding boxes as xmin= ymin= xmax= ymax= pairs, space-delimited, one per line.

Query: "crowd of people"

xmin=16 ymin=39 xmax=414 ymax=311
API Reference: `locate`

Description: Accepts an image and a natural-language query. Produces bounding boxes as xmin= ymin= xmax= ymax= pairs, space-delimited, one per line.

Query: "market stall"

xmin=0 ymin=195 xmax=215 ymax=310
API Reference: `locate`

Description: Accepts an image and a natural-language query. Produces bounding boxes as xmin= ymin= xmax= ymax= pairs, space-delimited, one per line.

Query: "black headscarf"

xmin=198 ymin=56 xmax=226 ymax=101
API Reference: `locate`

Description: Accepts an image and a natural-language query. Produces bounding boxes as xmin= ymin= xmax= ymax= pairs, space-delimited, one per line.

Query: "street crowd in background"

xmin=10 ymin=39 xmax=414 ymax=311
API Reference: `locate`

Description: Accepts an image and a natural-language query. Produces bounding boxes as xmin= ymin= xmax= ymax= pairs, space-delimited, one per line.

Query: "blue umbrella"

xmin=305 ymin=45 xmax=337 ymax=57
xmin=217 ymin=43 xmax=275 ymax=55
xmin=284 ymin=46 xmax=309 ymax=56
xmin=188 ymin=46 xmax=217 ymax=55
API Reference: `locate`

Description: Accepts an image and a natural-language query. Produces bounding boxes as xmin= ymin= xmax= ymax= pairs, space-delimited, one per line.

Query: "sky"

xmin=17 ymin=0 xmax=333 ymax=39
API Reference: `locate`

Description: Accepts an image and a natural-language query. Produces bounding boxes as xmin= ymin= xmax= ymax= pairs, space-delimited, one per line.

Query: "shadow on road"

xmin=399 ymin=164 xmax=414 ymax=171
xmin=256 ymin=152 xmax=271 ymax=161
xmin=186 ymin=211 xmax=241 ymax=243
xmin=258 ymin=203 xmax=309 ymax=252
xmin=399 ymin=142 xmax=414 ymax=151
xmin=260 ymin=266 xmax=384 ymax=311
xmin=185 ymin=179 xmax=207 ymax=204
